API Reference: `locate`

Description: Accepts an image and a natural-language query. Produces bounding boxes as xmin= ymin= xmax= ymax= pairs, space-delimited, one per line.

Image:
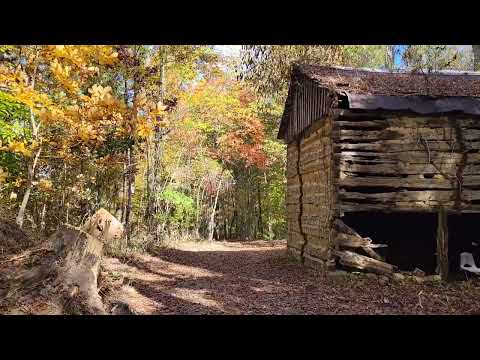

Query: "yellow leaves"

xmin=50 ymin=58 xmax=80 ymax=95
xmin=13 ymin=178 xmax=24 ymax=188
xmin=136 ymin=117 xmax=154 ymax=139
xmin=37 ymin=179 xmax=53 ymax=192
xmin=7 ymin=141 xmax=32 ymax=157
xmin=39 ymin=106 xmax=66 ymax=125
xmin=88 ymin=84 xmax=116 ymax=107
xmin=87 ymin=66 xmax=99 ymax=74
xmin=0 ymin=167 xmax=8 ymax=185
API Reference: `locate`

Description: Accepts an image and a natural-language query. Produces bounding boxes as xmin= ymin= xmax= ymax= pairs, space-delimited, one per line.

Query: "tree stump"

xmin=49 ymin=225 xmax=106 ymax=314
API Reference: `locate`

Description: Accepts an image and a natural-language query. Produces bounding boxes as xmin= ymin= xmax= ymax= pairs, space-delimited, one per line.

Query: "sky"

xmin=215 ymin=45 xmax=473 ymax=70
xmin=215 ymin=45 xmax=406 ymax=67
xmin=215 ymin=45 xmax=242 ymax=58
xmin=395 ymin=45 xmax=407 ymax=68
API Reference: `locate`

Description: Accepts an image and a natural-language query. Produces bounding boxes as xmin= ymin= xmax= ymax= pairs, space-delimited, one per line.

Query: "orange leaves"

xmin=180 ymin=74 xmax=268 ymax=170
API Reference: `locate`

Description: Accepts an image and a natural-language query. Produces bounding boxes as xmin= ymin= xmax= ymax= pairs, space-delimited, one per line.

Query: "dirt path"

xmin=102 ymin=240 xmax=480 ymax=315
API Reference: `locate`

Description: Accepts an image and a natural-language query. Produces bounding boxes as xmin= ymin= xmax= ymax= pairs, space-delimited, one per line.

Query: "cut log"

xmin=336 ymin=233 xmax=372 ymax=247
xmin=333 ymin=250 xmax=394 ymax=276
xmin=334 ymin=219 xmax=360 ymax=237
xmin=361 ymin=245 xmax=384 ymax=262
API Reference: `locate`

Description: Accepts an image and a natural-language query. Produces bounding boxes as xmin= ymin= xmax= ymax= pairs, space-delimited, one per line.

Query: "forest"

xmin=1 ymin=45 xmax=480 ymax=315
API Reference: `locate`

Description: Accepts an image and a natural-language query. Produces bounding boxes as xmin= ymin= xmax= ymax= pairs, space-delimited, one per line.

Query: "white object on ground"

xmin=460 ymin=252 xmax=480 ymax=274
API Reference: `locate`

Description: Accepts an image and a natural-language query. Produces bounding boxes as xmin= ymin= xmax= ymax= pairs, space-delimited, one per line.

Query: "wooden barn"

xmin=278 ymin=64 xmax=480 ymax=279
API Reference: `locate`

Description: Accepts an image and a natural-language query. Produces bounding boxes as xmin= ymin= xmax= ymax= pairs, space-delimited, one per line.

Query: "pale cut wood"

xmin=361 ymin=245 xmax=385 ymax=261
xmin=333 ymin=250 xmax=394 ymax=275
xmin=336 ymin=233 xmax=371 ymax=247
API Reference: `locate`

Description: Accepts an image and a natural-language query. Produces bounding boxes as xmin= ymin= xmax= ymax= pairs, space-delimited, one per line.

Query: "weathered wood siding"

xmin=283 ymin=77 xmax=333 ymax=143
xmin=334 ymin=111 xmax=480 ymax=213
xmin=287 ymin=117 xmax=336 ymax=265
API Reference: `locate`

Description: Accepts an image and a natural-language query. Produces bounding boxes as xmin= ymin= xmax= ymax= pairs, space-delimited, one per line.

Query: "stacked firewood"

xmin=332 ymin=219 xmax=394 ymax=276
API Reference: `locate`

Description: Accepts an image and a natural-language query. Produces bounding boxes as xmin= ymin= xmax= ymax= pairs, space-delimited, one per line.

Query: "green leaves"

xmin=158 ymin=186 xmax=196 ymax=229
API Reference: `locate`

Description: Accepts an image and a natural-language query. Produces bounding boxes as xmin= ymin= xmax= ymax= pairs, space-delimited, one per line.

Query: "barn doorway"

xmin=448 ymin=214 xmax=480 ymax=276
xmin=340 ymin=212 xmax=437 ymax=274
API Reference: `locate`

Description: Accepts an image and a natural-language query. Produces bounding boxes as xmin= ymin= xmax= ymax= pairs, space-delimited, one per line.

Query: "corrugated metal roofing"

xmin=346 ymin=93 xmax=480 ymax=115
xmin=296 ymin=64 xmax=480 ymax=97
xmin=278 ymin=64 xmax=480 ymax=142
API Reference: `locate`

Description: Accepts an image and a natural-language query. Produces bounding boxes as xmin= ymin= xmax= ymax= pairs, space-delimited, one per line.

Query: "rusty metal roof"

xmin=278 ymin=65 xmax=480 ymax=142
xmin=346 ymin=93 xmax=480 ymax=115
xmin=295 ymin=64 xmax=480 ymax=97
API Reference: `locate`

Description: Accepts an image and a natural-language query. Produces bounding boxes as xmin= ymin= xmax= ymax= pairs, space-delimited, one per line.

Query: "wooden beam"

xmin=436 ymin=207 xmax=449 ymax=280
xmin=333 ymin=250 xmax=394 ymax=275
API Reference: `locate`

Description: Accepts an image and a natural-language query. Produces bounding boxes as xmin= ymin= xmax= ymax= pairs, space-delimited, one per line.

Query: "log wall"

xmin=287 ymin=117 xmax=336 ymax=267
xmin=334 ymin=111 xmax=480 ymax=213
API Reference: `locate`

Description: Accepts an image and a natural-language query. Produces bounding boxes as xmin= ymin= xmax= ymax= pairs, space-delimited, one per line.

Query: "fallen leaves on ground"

xmin=102 ymin=240 xmax=480 ymax=315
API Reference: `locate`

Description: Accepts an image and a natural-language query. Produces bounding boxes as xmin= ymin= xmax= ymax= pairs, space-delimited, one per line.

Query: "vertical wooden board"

xmin=436 ymin=207 xmax=449 ymax=279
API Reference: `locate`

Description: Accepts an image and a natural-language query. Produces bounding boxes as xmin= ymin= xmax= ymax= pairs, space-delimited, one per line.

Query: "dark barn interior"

xmin=341 ymin=212 xmax=437 ymax=274
xmin=341 ymin=212 xmax=480 ymax=276
xmin=448 ymin=214 xmax=480 ymax=276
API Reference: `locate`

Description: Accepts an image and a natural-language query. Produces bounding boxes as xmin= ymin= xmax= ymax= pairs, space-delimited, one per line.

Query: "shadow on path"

xmin=109 ymin=242 xmax=480 ymax=315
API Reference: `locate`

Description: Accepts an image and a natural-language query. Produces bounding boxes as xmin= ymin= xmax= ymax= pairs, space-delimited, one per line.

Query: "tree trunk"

xmin=16 ymin=147 xmax=41 ymax=228
xmin=207 ymin=176 xmax=222 ymax=242
xmin=124 ymin=147 xmax=133 ymax=246
xmin=16 ymin=60 xmax=40 ymax=228
xmin=147 ymin=46 xmax=166 ymax=240
xmin=257 ymin=183 xmax=263 ymax=240
xmin=40 ymin=203 xmax=47 ymax=232
xmin=473 ymin=45 xmax=480 ymax=71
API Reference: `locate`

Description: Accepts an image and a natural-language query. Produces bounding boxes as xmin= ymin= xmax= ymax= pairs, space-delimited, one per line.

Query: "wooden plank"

xmin=332 ymin=250 xmax=394 ymax=275
xmin=436 ymin=207 xmax=449 ymax=280
xmin=336 ymin=151 xmax=480 ymax=164
xmin=361 ymin=246 xmax=385 ymax=261
xmin=338 ymin=127 xmax=480 ymax=141
xmin=339 ymin=176 xmax=457 ymax=189
xmin=339 ymin=190 xmax=457 ymax=203
xmin=339 ymin=175 xmax=480 ymax=189
xmin=338 ymin=202 xmax=480 ymax=213
xmin=339 ymin=161 xmax=458 ymax=176
xmin=333 ymin=112 xmax=480 ymax=129
xmin=336 ymin=233 xmax=371 ymax=247
xmin=334 ymin=218 xmax=359 ymax=236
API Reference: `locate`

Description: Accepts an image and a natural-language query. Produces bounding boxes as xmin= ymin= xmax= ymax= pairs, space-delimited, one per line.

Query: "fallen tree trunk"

xmin=333 ymin=250 xmax=394 ymax=276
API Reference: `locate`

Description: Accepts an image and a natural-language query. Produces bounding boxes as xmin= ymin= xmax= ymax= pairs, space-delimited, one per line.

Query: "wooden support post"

xmin=436 ymin=207 xmax=449 ymax=280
